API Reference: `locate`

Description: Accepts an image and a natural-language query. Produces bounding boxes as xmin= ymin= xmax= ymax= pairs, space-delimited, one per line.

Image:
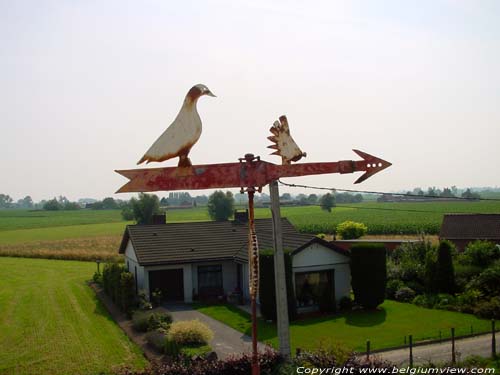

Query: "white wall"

xmin=292 ymin=242 xmax=351 ymax=302
xmin=124 ymin=241 xmax=146 ymax=294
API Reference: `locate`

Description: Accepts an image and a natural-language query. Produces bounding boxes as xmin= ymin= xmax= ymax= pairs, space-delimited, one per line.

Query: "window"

xmin=295 ymin=270 xmax=333 ymax=307
xmin=198 ymin=265 xmax=223 ymax=290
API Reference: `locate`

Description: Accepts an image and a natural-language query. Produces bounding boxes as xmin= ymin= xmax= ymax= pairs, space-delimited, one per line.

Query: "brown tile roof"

xmin=119 ymin=218 xmax=314 ymax=266
xmin=440 ymin=214 xmax=500 ymax=239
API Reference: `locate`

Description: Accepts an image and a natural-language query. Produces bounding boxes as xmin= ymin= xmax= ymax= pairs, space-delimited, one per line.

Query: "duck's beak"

xmin=206 ymin=90 xmax=216 ymax=97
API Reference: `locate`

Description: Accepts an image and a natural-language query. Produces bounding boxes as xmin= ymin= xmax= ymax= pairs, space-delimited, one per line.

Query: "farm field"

xmin=195 ymin=301 xmax=495 ymax=353
xmin=1 ymin=201 xmax=499 ymax=261
xmin=0 ymin=257 xmax=147 ymax=375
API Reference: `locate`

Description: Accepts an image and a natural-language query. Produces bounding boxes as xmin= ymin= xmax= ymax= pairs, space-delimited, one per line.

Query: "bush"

xmin=258 ymin=250 xmax=297 ymax=322
xmin=168 ymin=320 xmax=214 ymax=346
xmin=386 ymin=279 xmax=405 ymax=299
xmin=180 ymin=344 xmax=212 ymax=358
xmin=473 ymin=297 xmax=500 ymax=319
xmin=350 ymin=243 xmax=387 ymax=309
xmin=339 ymin=296 xmax=353 ymax=311
xmin=207 ymin=191 xmax=234 ymax=221
xmin=467 ymin=264 xmax=500 ymax=298
xmin=454 ymin=264 xmax=482 ymax=292
xmin=434 ymin=293 xmax=457 ymax=310
xmin=132 ymin=311 xmax=172 ymax=332
xmin=113 ymin=348 xmax=282 ymax=375
xmin=336 ymin=221 xmax=367 ymax=240
xmin=102 ymin=263 xmax=135 ymax=312
xmin=456 ymin=289 xmax=482 ymax=313
xmin=459 ymin=240 xmax=500 ymax=268
xmin=146 ymin=328 xmax=168 ymax=353
xmin=394 ymin=287 xmax=415 ymax=302
xmin=413 ymin=294 xmax=436 ymax=308
xmin=92 ymin=271 xmax=103 ymax=285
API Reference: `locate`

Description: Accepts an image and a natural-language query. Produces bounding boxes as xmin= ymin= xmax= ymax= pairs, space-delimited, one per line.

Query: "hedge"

xmin=258 ymin=250 xmax=297 ymax=322
xmin=350 ymin=243 xmax=387 ymax=309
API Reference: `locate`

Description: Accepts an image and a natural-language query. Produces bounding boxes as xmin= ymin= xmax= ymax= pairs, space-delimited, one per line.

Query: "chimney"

xmin=152 ymin=213 xmax=166 ymax=225
xmin=233 ymin=209 xmax=249 ymax=224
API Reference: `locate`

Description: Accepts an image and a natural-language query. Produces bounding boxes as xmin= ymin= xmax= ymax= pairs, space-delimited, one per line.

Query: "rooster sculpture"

xmin=137 ymin=84 xmax=216 ymax=167
xmin=267 ymin=115 xmax=307 ymax=165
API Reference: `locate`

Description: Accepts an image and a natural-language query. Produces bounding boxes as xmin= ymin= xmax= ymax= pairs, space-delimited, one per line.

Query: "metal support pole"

xmin=451 ymin=327 xmax=456 ymax=364
xmin=492 ymin=320 xmax=496 ymax=358
xmin=269 ymin=180 xmax=291 ymax=359
xmin=366 ymin=340 xmax=371 ymax=360
xmin=409 ymin=335 xmax=413 ymax=368
xmin=247 ymin=190 xmax=260 ymax=375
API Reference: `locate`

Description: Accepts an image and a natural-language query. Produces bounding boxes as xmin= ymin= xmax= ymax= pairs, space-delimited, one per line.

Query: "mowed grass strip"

xmin=0 ymin=257 xmax=147 ymax=375
xmin=194 ymin=301 xmax=493 ymax=353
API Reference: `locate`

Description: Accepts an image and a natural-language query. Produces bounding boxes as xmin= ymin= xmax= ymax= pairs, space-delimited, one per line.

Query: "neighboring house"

xmin=119 ymin=216 xmax=351 ymax=309
xmin=439 ymin=214 xmax=500 ymax=251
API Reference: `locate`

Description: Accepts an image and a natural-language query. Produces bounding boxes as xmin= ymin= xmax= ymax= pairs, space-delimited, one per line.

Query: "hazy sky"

xmin=1 ymin=0 xmax=499 ymax=201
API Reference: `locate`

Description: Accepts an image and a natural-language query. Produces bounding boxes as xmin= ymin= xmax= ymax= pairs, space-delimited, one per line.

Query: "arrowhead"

xmin=352 ymin=149 xmax=392 ymax=184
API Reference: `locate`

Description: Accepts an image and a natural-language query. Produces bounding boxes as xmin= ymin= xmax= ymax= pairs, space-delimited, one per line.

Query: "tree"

xmin=440 ymin=188 xmax=455 ymax=198
xmin=207 ymin=191 xmax=234 ymax=221
xmin=43 ymin=198 xmax=62 ymax=211
xmin=17 ymin=196 xmax=33 ymax=209
xmin=130 ymin=193 xmax=161 ymax=224
xmin=0 ymin=194 xmax=13 ymax=209
xmin=336 ymin=221 xmax=368 ymax=239
xmin=435 ymin=240 xmax=456 ymax=294
xmin=351 ymin=243 xmax=387 ymax=309
xmin=307 ymin=194 xmax=318 ymax=204
xmin=461 ymin=188 xmax=480 ymax=200
xmin=102 ymin=197 xmax=118 ymax=209
xmin=319 ymin=193 xmax=335 ymax=212
xmin=280 ymin=193 xmax=292 ymax=201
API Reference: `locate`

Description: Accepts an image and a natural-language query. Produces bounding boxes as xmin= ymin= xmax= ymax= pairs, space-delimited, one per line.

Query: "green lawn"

xmin=194 ymin=301 xmax=494 ymax=353
xmin=0 ymin=257 xmax=147 ymax=375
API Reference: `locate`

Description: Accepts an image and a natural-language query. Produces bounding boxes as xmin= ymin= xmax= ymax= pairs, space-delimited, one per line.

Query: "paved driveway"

xmin=164 ymin=303 xmax=269 ymax=359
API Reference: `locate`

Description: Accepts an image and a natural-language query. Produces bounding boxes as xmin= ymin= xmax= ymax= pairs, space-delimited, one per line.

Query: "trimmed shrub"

xmin=258 ymin=250 xmax=297 ymax=322
xmin=435 ymin=240 xmax=456 ymax=294
xmin=168 ymin=320 xmax=214 ymax=346
xmin=120 ymin=272 xmax=136 ymax=313
xmin=102 ymin=263 xmax=136 ymax=313
xmin=473 ymin=297 xmax=500 ymax=319
xmin=336 ymin=221 xmax=367 ymax=240
xmin=394 ymin=287 xmax=415 ymax=302
xmin=132 ymin=310 xmax=172 ymax=332
xmin=386 ymin=279 xmax=405 ymax=299
xmin=350 ymin=243 xmax=387 ymax=309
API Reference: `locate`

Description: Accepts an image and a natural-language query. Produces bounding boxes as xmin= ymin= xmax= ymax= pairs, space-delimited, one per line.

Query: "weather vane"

xmin=116 ymin=84 xmax=392 ymax=375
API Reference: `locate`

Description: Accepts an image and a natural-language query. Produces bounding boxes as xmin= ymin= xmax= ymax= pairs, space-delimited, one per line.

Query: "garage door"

xmin=149 ymin=269 xmax=184 ymax=301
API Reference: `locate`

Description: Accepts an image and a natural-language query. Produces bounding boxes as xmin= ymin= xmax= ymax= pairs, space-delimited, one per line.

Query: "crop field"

xmin=1 ymin=200 xmax=499 ymax=261
xmin=0 ymin=257 xmax=147 ymax=375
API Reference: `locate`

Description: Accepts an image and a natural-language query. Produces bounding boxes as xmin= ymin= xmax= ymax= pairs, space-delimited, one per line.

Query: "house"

xmin=118 ymin=216 xmax=351 ymax=309
xmin=439 ymin=214 xmax=500 ymax=251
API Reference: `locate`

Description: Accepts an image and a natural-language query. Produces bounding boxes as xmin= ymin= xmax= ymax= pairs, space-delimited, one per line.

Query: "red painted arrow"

xmin=115 ymin=149 xmax=391 ymax=193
